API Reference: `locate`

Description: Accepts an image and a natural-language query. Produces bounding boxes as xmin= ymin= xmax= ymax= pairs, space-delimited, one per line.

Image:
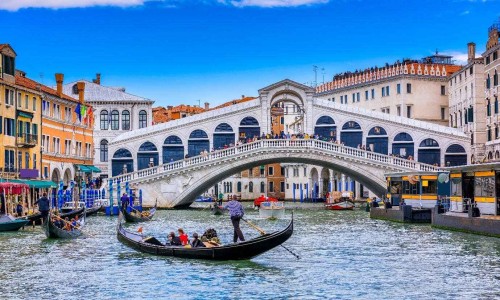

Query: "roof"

xmin=259 ymin=79 xmax=315 ymax=94
xmin=62 ymin=80 xmax=154 ymax=103
xmin=15 ymin=74 xmax=79 ymax=103
xmin=0 ymin=43 xmax=16 ymax=55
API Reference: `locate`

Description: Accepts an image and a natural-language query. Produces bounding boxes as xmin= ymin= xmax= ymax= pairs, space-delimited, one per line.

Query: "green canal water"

xmin=1 ymin=206 xmax=500 ymax=299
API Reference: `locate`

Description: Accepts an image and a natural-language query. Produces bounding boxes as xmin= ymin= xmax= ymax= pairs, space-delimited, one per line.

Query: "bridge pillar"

xmin=355 ymin=181 xmax=361 ymax=199
xmin=341 ymin=174 xmax=346 ymax=192
xmin=260 ymin=93 xmax=270 ymax=134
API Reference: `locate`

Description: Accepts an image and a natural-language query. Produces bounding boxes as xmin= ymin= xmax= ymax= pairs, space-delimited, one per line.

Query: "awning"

xmin=0 ymin=179 xmax=57 ymax=188
xmin=17 ymin=111 xmax=33 ymax=119
xmin=76 ymin=164 xmax=101 ymax=173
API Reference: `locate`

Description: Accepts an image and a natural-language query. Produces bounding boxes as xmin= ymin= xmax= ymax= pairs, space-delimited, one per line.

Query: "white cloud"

xmin=229 ymin=0 xmax=329 ymax=7
xmin=460 ymin=10 xmax=470 ymax=15
xmin=0 ymin=0 xmax=151 ymax=11
xmin=442 ymin=51 xmax=470 ymax=65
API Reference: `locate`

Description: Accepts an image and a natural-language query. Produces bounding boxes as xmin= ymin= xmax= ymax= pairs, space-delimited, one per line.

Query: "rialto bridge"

xmin=107 ymin=79 xmax=470 ymax=207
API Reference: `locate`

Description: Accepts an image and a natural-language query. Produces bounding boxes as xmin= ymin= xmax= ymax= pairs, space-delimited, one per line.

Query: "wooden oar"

xmin=241 ymin=218 xmax=300 ymax=260
xmin=54 ymin=215 xmax=81 ymax=229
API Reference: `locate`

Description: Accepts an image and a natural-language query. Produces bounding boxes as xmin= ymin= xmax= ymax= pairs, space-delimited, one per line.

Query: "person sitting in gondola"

xmin=54 ymin=217 xmax=63 ymax=229
xmin=167 ymin=232 xmax=182 ymax=246
xmin=74 ymin=215 xmax=81 ymax=227
xmin=178 ymin=228 xmax=188 ymax=245
xmin=190 ymin=232 xmax=205 ymax=248
xmin=63 ymin=217 xmax=72 ymax=231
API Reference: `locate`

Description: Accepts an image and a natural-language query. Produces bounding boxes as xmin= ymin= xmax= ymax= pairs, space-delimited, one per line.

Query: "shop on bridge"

xmin=391 ymin=132 xmax=414 ymax=159
xmin=213 ymin=123 xmax=235 ymax=150
xmin=340 ymin=121 xmax=362 ymax=148
xmin=417 ymin=138 xmax=441 ymax=165
xmin=386 ymin=172 xmax=441 ymax=207
xmin=111 ymin=148 xmax=134 ymax=177
xmin=238 ymin=116 xmax=260 ymax=141
xmin=163 ymin=135 xmax=184 ymax=163
xmin=314 ymin=116 xmax=336 ymax=141
xmin=137 ymin=142 xmax=159 ymax=170
xmin=366 ymin=126 xmax=388 ymax=154
xmin=188 ymin=129 xmax=210 ymax=157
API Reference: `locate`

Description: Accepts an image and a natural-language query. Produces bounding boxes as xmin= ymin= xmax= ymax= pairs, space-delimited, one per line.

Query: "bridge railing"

xmin=108 ymin=139 xmax=441 ymax=185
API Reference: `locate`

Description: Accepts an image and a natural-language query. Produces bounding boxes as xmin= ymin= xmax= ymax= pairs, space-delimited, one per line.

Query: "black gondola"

xmin=117 ymin=212 xmax=294 ymax=260
xmin=85 ymin=204 xmax=102 ymax=217
xmin=211 ymin=204 xmax=224 ymax=215
xmin=122 ymin=202 xmax=157 ymax=223
xmin=23 ymin=206 xmax=85 ymax=225
xmin=44 ymin=212 xmax=85 ymax=239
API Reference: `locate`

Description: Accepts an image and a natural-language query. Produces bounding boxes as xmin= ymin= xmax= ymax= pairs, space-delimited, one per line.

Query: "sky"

xmin=1 ymin=0 xmax=499 ymax=107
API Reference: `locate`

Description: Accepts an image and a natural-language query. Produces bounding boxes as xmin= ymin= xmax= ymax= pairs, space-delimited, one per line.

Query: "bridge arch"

xmin=314 ymin=115 xmax=336 ymax=140
xmin=239 ymin=117 xmax=260 ymax=140
xmin=269 ymin=89 xmax=305 ymax=108
xmin=163 ymin=135 xmax=184 ymax=163
xmin=340 ymin=121 xmax=362 ymax=148
xmin=188 ymin=129 xmax=209 ymax=157
xmin=137 ymin=141 xmax=159 ymax=170
xmin=112 ymin=148 xmax=134 ymax=176
xmin=418 ymin=138 xmax=440 ymax=165
xmin=392 ymin=132 xmax=414 ymax=159
xmin=213 ymin=123 xmax=235 ymax=150
xmin=366 ymin=126 xmax=388 ymax=154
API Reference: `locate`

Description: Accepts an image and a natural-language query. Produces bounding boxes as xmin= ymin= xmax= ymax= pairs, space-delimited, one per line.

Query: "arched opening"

xmin=321 ymin=168 xmax=330 ymax=198
xmin=100 ymin=110 xmax=109 ymax=130
xmin=51 ymin=168 xmax=61 ymax=184
xmin=238 ymin=117 xmax=260 ymax=140
xmin=444 ymin=144 xmax=467 ymax=166
xmin=63 ymin=169 xmax=72 ymax=186
xmin=488 ymin=152 xmax=494 ymax=160
xmin=392 ymin=132 xmax=414 ymax=159
xmin=314 ymin=116 xmax=336 ymax=141
xmin=366 ymin=126 xmax=388 ymax=154
xmin=213 ymin=123 xmax=235 ymax=150
xmin=310 ymin=167 xmax=319 ymax=199
xmin=111 ymin=110 xmax=119 ymax=130
xmin=139 ymin=110 xmax=148 ymax=129
xmin=495 ymin=150 xmax=500 ymax=160
xmin=418 ymin=138 xmax=440 ymax=165
xmin=122 ymin=110 xmax=130 ymax=130
xmin=100 ymin=139 xmax=108 ymax=162
xmin=340 ymin=121 xmax=362 ymax=148
xmin=188 ymin=129 xmax=209 ymax=157
xmin=112 ymin=148 xmax=134 ymax=176
xmin=163 ymin=136 xmax=184 ymax=163
xmin=137 ymin=142 xmax=159 ymax=170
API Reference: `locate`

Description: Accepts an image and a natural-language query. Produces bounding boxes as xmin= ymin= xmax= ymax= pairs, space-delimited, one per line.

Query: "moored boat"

xmin=212 ymin=204 xmax=224 ymax=215
xmin=85 ymin=203 xmax=103 ymax=217
xmin=44 ymin=212 xmax=85 ymax=239
xmin=0 ymin=215 xmax=29 ymax=232
xmin=122 ymin=202 xmax=157 ymax=223
xmin=259 ymin=201 xmax=285 ymax=219
xmin=116 ymin=212 xmax=294 ymax=260
xmin=325 ymin=201 xmax=354 ymax=210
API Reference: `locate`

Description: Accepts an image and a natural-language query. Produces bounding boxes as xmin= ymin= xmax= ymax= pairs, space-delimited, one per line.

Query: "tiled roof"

xmin=212 ymin=97 xmax=256 ymax=110
xmin=15 ymin=75 xmax=79 ymax=103
xmin=61 ymin=80 xmax=154 ymax=103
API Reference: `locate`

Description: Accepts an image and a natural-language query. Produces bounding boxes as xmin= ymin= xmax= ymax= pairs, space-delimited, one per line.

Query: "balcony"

xmin=17 ymin=134 xmax=38 ymax=148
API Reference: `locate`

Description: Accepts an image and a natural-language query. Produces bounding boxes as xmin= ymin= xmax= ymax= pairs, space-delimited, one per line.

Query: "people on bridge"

xmin=190 ymin=232 xmax=205 ymax=248
xmin=224 ymin=197 xmax=245 ymax=243
xmin=167 ymin=231 xmax=182 ymax=246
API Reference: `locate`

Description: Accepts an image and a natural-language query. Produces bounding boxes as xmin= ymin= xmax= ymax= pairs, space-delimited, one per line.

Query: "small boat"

xmin=85 ymin=203 xmax=103 ymax=217
xmin=211 ymin=204 xmax=224 ymax=215
xmin=0 ymin=214 xmax=29 ymax=232
xmin=122 ymin=202 xmax=157 ymax=223
xmin=259 ymin=201 xmax=285 ymax=219
xmin=44 ymin=212 xmax=85 ymax=239
xmin=116 ymin=212 xmax=294 ymax=260
xmin=325 ymin=201 xmax=354 ymax=210
xmin=325 ymin=191 xmax=354 ymax=210
xmin=195 ymin=196 xmax=213 ymax=203
xmin=22 ymin=206 xmax=85 ymax=225
xmin=61 ymin=201 xmax=86 ymax=214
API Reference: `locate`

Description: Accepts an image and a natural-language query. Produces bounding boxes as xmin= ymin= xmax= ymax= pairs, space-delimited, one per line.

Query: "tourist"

xmin=218 ymin=192 xmax=224 ymax=206
xmin=190 ymin=232 xmax=205 ymax=248
xmin=167 ymin=232 xmax=182 ymax=246
xmin=224 ymin=197 xmax=245 ymax=243
xmin=120 ymin=193 xmax=129 ymax=210
xmin=63 ymin=217 xmax=71 ymax=231
xmin=34 ymin=193 xmax=50 ymax=222
xmin=16 ymin=202 xmax=23 ymax=217
xmin=178 ymin=228 xmax=189 ymax=245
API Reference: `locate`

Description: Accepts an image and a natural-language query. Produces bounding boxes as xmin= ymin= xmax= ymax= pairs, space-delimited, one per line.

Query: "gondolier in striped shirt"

xmin=224 ymin=198 xmax=245 ymax=243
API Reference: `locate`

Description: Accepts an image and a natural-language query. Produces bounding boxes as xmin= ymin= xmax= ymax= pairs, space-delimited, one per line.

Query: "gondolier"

xmin=224 ymin=198 xmax=245 ymax=243
xmin=34 ymin=193 xmax=50 ymax=221
xmin=120 ymin=193 xmax=129 ymax=210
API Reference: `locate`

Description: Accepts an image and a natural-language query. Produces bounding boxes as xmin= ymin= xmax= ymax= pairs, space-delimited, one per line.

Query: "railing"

xmin=17 ymin=134 xmax=37 ymax=147
xmin=109 ymin=139 xmax=442 ymax=185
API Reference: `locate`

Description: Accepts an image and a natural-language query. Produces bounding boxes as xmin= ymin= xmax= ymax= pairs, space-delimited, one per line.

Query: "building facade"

xmin=316 ymin=55 xmax=461 ymax=126
xmin=0 ymin=44 xmax=42 ymax=181
xmin=484 ymin=22 xmax=500 ymax=160
xmin=62 ymin=75 xmax=154 ymax=178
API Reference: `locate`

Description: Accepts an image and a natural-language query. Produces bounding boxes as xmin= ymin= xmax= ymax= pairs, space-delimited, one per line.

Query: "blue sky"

xmin=1 ymin=0 xmax=499 ymax=107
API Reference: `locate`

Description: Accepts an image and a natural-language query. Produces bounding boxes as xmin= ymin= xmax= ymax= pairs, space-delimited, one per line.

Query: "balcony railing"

xmin=17 ymin=134 xmax=38 ymax=147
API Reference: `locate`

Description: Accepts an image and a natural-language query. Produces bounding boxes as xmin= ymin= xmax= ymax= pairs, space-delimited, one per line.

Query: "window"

xmin=386 ymin=86 xmax=390 ymax=96
xmin=111 ymin=110 xmax=119 ymax=130
xmin=470 ymin=66 xmax=473 ymax=75
xmin=475 ymin=177 xmax=495 ymax=197
xmin=33 ymin=154 xmax=37 ymax=170
xmin=100 ymin=110 xmax=109 ymax=130
xmin=260 ymin=182 xmax=265 ymax=193
xmin=65 ymin=140 xmax=71 ymax=155
xmin=17 ymin=92 xmax=21 ymax=107
xmin=280 ymin=181 xmax=285 ymax=193
xmin=237 ymin=181 xmax=242 ymax=193
xmin=4 ymin=118 xmax=15 ymax=136
xmin=76 ymin=141 xmax=82 ymax=157
xmin=269 ymin=181 xmax=274 ymax=193
xmin=365 ymin=90 xmax=369 ymax=100
xmin=303 ymin=167 xmax=307 ymax=177
xmin=397 ymin=84 xmax=401 ymax=94
xmin=260 ymin=166 xmax=265 ymax=176
xmin=24 ymin=95 xmax=29 ymax=109
xmin=441 ymin=107 xmax=445 ymax=120
xmin=397 ymin=106 xmax=401 ymax=116
xmin=486 ymin=55 xmax=491 ymax=64
xmin=4 ymin=89 xmax=14 ymax=106
xmin=493 ymin=51 xmax=498 ymax=61
xmin=381 ymin=87 xmax=385 ymax=97
xmin=280 ymin=167 xmax=285 ymax=176
xmin=122 ymin=110 xmax=130 ymax=130
xmin=440 ymin=85 xmax=445 ymax=96
xmin=4 ymin=150 xmax=15 ymax=172
xmin=249 ymin=182 xmax=253 ymax=193
xmin=352 ymin=93 xmax=355 ymax=103
xmin=406 ymin=106 xmax=412 ymax=118
xmin=487 ymin=75 xmax=490 ymax=89
xmin=494 ymin=70 xmax=498 ymax=86
xmin=496 ymin=126 xmax=499 ymax=139
xmin=25 ymin=152 xmax=29 ymax=169
xmin=2 ymin=55 xmax=15 ymax=76
xmin=487 ymin=100 xmax=491 ymax=117
xmin=268 ymin=166 xmax=274 ymax=176
xmin=356 ymin=92 xmax=360 ymax=102
xmin=293 ymin=168 xmax=299 ymax=177
xmin=32 ymin=97 xmax=37 ymax=111
xmin=371 ymin=89 xmax=375 ymax=99
xmin=100 ymin=139 xmax=109 ymax=162
xmin=340 ymin=95 xmax=343 ymax=104
xmin=488 ymin=127 xmax=492 ymax=141
xmin=17 ymin=151 xmax=22 ymax=170
xmin=407 ymin=83 xmax=412 ymax=93
xmin=248 ymin=168 xmax=253 ymax=177
xmin=139 ymin=110 xmax=147 ymax=129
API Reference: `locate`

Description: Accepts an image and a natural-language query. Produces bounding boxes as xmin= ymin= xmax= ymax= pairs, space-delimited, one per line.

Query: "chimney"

xmin=94 ymin=73 xmax=101 ymax=85
xmin=77 ymin=82 xmax=85 ymax=103
xmin=55 ymin=73 xmax=64 ymax=96
xmin=167 ymin=105 xmax=173 ymax=110
xmin=241 ymin=95 xmax=245 ymax=99
xmin=204 ymin=102 xmax=209 ymax=110
xmin=467 ymin=42 xmax=476 ymax=63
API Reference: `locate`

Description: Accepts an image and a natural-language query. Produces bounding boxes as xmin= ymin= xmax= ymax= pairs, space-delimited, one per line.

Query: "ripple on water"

xmin=0 ymin=208 xmax=500 ymax=299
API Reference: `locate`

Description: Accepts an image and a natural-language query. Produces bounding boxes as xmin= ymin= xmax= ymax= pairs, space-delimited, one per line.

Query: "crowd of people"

xmin=51 ymin=214 xmax=81 ymax=231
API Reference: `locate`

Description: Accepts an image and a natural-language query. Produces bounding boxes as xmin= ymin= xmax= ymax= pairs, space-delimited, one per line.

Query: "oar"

xmin=241 ymin=218 xmax=300 ymax=260
xmin=54 ymin=215 xmax=81 ymax=229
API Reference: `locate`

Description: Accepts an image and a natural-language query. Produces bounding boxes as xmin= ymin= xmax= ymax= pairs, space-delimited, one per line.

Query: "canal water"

xmin=1 ymin=206 xmax=499 ymax=299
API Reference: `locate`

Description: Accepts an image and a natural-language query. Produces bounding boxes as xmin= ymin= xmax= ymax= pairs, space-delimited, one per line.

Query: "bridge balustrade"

xmin=108 ymin=139 xmax=442 ymax=185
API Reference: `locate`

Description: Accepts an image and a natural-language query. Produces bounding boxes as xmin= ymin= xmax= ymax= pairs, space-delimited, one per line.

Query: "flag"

xmin=80 ymin=105 xmax=87 ymax=120
xmin=86 ymin=107 xmax=93 ymax=126
xmin=75 ymin=103 xmax=81 ymax=121
xmin=137 ymin=227 xmax=143 ymax=234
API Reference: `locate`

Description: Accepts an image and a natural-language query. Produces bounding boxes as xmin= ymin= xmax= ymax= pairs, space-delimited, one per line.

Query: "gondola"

xmin=116 ymin=212 xmax=294 ymax=260
xmin=85 ymin=204 xmax=102 ymax=217
xmin=43 ymin=212 xmax=85 ymax=239
xmin=211 ymin=204 xmax=224 ymax=215
xmin=0 ymin=215 xmax=29 ymax=232
xmin=122 ymin=202 xmax=157 ymax=223
xmin=23 ymin=206 xmax=85 ymax=224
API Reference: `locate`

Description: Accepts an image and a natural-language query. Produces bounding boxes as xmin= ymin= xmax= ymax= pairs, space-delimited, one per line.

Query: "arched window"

xmin=340 ymin=121 xmax=362 ymax=148
xmin=366 ymin=126 xmax=388 ymax=154
xmin=249 ymin=182 xmax=253 ymax=193
xmin=260 ymin=182 xmax=265 ymax=193
xmin=139 ymin=110 xmax=147 ymax=129
xmin=418 ymin=138 xmax=440 ymax=165
xmin=237 ymin=181 xmax=242 ymax=193
xmin=100 ymin=139 xmax=108 ymax=162
xmin=392 ymin=132 xmax=414 ymax=158
xmin=137 ymin=141 xmax=159 ymax=170
xmin=239 ymin=117 xmax=260 ymax=140
xmin=188 ymin=129 xmax=209 ymax=157
xmin=163 ymin=135 xmax=184 ymax=163
xmin=111 ymin=148 xmax=133 ymax=176
xmin=494 ymin=70 xmax=498 ymax=86
xmin=214 ymin=123 xmax=235 ymax=150
xmin=314 ymin=116 xmax=336 ymax=140
xmin=100 ymin=110 xmax=109 ymax=130
xmin=122 ymin=110 xmax=130 ymax=130
xmin=486 ymin=74 xmax=491 ymax=89
xmin=111 ymin=110 xmax=119 ymax=130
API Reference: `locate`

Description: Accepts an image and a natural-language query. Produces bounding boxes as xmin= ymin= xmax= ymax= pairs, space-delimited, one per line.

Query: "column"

xmin=318 ymin=175 xmax=323 ymax=198
xmin=355 ymin=181 xmax=361 ymax=199
xmin=341 ymin=174 xmax=346 ymax=192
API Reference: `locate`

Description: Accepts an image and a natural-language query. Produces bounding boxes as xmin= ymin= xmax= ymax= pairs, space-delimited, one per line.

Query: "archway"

xmin=163 ymin=136 xmax=184 ymax=163
xmin=444 ymin=144 xmax=467 ymax=166
xmin=137 ymin=141 xmax=159 ymax=170
xmin=392 ymin=132 xmax=414 ymax=159
xmin=112 ymin=148 xmax=134 ymax=176
xmin=340 ymin=121 xmax=362 ymax=148
xmin=238 ymin=117 xmax=260 ymax=140
xmin=366 ymin=126 xmax=388 ymax=154
xmin=418 ymin=138 xmax=441 ymax=165
xmin=51 ymin=168 xmax=61 ymax=184
xmin=213 ymin=123 xmax=235 ymax=150
xmin=188 ymin=130 xmax=209 ymax=157
xmin=321 ymin=168 xmax=330 ymax=198
xmin=314 ymin=116 xmax=336 ymax=141
xmin=63 ymin=168 xmax=72 ymax=186
xmin=310 ymin=167 xmax=319 ymax=199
